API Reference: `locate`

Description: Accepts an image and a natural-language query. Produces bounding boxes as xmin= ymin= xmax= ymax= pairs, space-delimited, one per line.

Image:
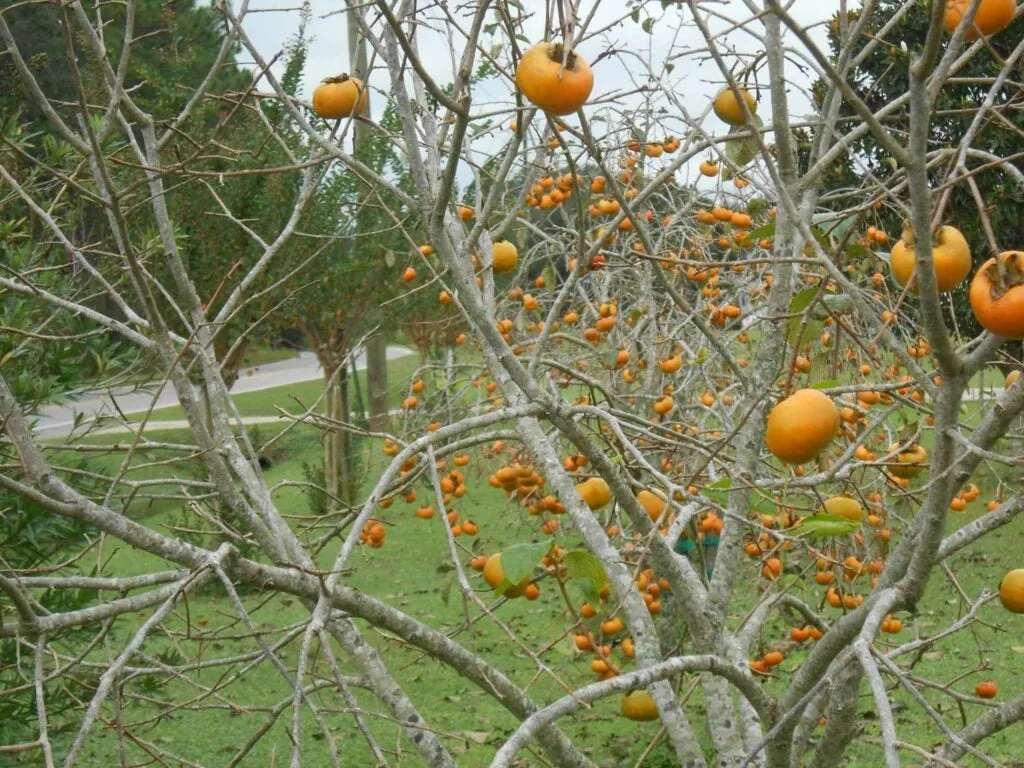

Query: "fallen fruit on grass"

xmin=975 ymin=680 xmax=998 ymax=699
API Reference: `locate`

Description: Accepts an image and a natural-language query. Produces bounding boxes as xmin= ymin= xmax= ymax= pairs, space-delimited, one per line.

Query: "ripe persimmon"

xmin=312 ymin=75 xmax=368 ymax=119
xmin=887 ymin=443 xmax=928 ymax=478
xmin=969 ymin=252 xmax=1024 ymax=339
xmin=975 ymin=680 xmax=998 ymax=699
xmin=944 ymin=0 xmax=1016 ymax=39
xmin=889 ymin=224 xmax=971 ymax=294
xmin=999 ymin=569 xmax=1024 ymax=613
xmin=823 ymin=496 xmax=863 ymax=522
xmin=600 ymin=617 xmax=625 ymax=635
xmin=483 ymin=553 xmax=530 ymax=598
xmin=515 ymin=42 xmax=594 ymax=115
xmin=658 ymin=355 xmax=683 ymax=373
xmin=492 ymin=240 xmax=518 ymax=273
xmin=576 ymin=477 xmax=612 ymax=509
xmin=653 ymin=396 xmax=675 ymax=416
xmin=762 ymin=650 xmax=784 ymax=668
xmin=712 ymin=86 xmax=757 ymax=125
xmin=762 ymin=557 xmax=783 ymax=580
xmin=765 ymin=389 xmax=839 ymax=464
xmin=621 ymin=690 xmax=659 ymax=721
xmin=636 ymin=489 xmax=667 ymax=521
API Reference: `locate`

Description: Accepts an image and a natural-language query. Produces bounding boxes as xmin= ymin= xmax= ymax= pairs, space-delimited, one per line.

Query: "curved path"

xmin=33 ymin=347 xmax=414 ymax=439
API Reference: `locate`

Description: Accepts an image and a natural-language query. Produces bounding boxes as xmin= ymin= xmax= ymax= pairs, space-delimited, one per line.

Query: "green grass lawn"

xmin=21 ymin=367 xmax=1024 ymax=767
xmin=239 ymin=346 xmax=301 ymax=367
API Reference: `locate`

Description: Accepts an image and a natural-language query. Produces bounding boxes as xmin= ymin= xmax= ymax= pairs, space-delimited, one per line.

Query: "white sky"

xmin=235 ymin=1 xmax=851 ymax=181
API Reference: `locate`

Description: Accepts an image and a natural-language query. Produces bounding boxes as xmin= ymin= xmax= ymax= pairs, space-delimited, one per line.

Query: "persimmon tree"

xmin=2 ymin=1 xmax=1024 ymax=767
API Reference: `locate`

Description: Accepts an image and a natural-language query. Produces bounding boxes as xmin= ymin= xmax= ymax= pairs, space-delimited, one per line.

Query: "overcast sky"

xmin=235 ymin=1 xmax=851 ymax=182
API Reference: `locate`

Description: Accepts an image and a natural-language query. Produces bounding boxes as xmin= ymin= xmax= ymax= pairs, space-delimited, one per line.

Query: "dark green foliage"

xmin=816 ymin=1 xmax=1024 ymax=341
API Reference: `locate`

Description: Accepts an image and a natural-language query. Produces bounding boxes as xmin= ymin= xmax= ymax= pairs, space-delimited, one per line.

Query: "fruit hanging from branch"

xmin=969 ymin=251 xmax=1024 ymax=339
xmin=515 ymin=42 xmax=594 ymax=116
xmin=1000 ymin=569 xmax=1024 ymax=613
xmin=765 ymin=388 xmax=839 ymax=464
xmin=492 ymin=240 xmax=519 ymax=274
xmin=621 ymin=690 xmax=659 ymax=721
xmin=712 ymin=86 xmax=757 ymax=125
xmin=887 ymin=443 xmax=928 ymax=479
xmin=889 ymin=224 xmax=972 ymax=294
xmin=943 ymin=0 xmax=1017 ymax=40
xmin=312 ymin=74 xmax=368 ymax=119
xmin=576 ymin=477 xmax=612 ymax=510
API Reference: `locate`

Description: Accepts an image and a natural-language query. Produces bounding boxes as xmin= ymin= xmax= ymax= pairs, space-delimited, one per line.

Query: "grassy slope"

xmin=29 ymin=373 xmax=1024 ymax=767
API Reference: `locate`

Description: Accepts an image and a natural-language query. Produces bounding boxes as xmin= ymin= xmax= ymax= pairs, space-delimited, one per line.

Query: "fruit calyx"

xmin=898 ymin=222 xmax=953 ymax=249
xmin=321 ymin=73 xmax=353 ymax=84
xmin=547 ymin=43 xmax=579 ymax=71
xmin=983 ymin=252 xmax=1024 ymax=299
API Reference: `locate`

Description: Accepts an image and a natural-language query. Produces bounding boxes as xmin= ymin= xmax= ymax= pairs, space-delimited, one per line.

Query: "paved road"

xmin=32 ymin=347 xmax=414 ymax=439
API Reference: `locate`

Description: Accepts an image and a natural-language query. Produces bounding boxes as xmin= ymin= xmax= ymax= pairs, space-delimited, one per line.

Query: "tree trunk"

xmin=348 ymin=14 xmax=390 ymax=433
xmin=338 ymin=362 xmax=354 ymax=504
xmin=217 ymin=339 xmax=249 ymax=391
xmin=1011 ymin=343 xmax=1024 ymax=484
xmin=323 ymin=373 xmax=340 ymax=511
xmin=366 ymin=333 xmax=389 ymax=431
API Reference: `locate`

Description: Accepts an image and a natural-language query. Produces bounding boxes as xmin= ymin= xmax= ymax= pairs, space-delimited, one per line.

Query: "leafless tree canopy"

xmin=2 ymin=0 xmax=1024 ymax=766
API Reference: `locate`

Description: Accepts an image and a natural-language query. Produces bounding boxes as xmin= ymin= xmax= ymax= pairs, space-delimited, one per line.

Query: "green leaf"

xmin=812 ymin=379 xmax=839 ymax=389
xmin=793 ymin=319 xmax=822 ymax=349
xmin=809 ymin=226 xmax=831 ymax=249
xmin=845 ymin=243 xmax=874 ymax=261
xmin=791 ymin=515 xmax=860 ymax=539
xmin=819 ymin=294 xmax=854 ymax=316
xmin=825 ymin=214 xmax=859 ymax=241
xmin=563 ymin=550 xmax=609 ymax=605
xmin=788 ymin=287 xmax=819 ymax=315
xmin=499 ymin=539 xmax=551 ymax=586
xmin=786 ymin=288 xmax=819 ymax=346
xmin=753 ymin=500 xmax=779 ymax=518
xmin=748 ymin=222 xmax=776 ymax=240
xmin=896 ymin=420 xmax=919 ymax=445
xmin=725 ymin=130 xmax=758 ymax=168
xmin=703 ymin=477 xmax=732 ymax=507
